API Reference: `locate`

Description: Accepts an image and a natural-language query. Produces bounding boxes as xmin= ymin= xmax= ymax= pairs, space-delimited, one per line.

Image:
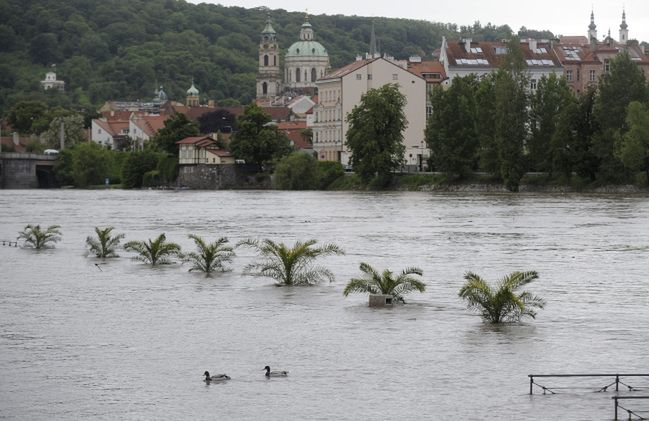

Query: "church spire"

xmin=588 ymin=9 xmax=598 ymax=42
xmin=369 ymin=22 xmax=379 ymax=58
xmin=619 ymin=9 xmax=629 ymax=44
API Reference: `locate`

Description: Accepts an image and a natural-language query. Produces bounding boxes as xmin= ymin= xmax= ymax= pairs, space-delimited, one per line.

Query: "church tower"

xmin=256 ymin=14 xmax=281 ymax=100
xmin=186 ymin=79 xmax=199 ymax=106
xmin=588 ymin=10 xmax=598 ymax=43
xmin=619 ymin=9 xmax=629 ymax=44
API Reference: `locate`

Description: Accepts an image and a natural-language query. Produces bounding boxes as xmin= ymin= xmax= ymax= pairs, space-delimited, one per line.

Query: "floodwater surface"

xmin=1 ymin=190 xmax=648 ymax=420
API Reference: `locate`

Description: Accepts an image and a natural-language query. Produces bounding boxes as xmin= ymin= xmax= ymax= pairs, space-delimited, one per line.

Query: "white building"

xmin=91 ymin=119 xmax=129 ymax=149
xmin=41 ymin=70 xmax=65 ymax=91
xmin=311 ymin=57 xmax=427 ymax=170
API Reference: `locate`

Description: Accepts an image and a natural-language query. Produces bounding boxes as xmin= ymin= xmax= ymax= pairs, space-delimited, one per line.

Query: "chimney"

xmin=529 ymin=38 xmax=537 ymax=52
xmin=464 ymin=38 xmax=472 ymax=52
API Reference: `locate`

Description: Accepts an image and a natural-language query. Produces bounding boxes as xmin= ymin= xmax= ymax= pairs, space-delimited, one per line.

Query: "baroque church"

xmin=256 ymin=14 xmax=330 ymax=100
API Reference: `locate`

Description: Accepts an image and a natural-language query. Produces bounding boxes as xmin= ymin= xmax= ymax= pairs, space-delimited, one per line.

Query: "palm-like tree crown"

xmin=86 ymin=226 xmax=125 ymax=258
xmin=343 ymin=262 xmax=425 ymax=302
xmin=458 ymin=271 xmax=545 ymax=323
xmin=239 ymin=238 xmax=344 ymax=285
xmin=123 ymin=233 xmax=181 ymax=266
xmin=18 ymin=224 xmax=62 ymax=249
xmin=185 ymin=234 xmax=235 ymax=275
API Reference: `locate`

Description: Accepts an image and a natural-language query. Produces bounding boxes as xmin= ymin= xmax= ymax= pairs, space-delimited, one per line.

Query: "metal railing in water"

xmin=612 ymin=396 xmax=649 ymax=420
xmin=528 ymin=374 xmax=649 ymax=395
xmin=0 ymin=239 xmax=18 ymax=247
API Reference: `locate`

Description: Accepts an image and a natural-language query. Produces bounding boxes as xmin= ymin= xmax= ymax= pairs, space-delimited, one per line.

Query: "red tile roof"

xmin=131 ymin=115 xmax=168 ymax=137
xmin=321 ymin=59 xmax=377 ymax=80
xmin=95 ymin=119 xmax=129 ymax=137
xmin=407 ymin=61 xmax=447 ymax=83
xmin=176 ymin=136 xmax=215 ymax=146
xmin=445 ymin=39 xmax=561 ymax=68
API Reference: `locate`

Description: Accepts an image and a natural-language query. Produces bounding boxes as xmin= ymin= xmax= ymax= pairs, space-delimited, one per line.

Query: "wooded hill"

xmin=0 ymin=0 xmax=551 ymax=113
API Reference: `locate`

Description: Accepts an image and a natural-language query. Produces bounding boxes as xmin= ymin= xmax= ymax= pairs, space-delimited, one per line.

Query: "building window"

xmin=262 ymin=82 xmax=268 ymax=95
xmin=356 ymin=74 xmax=362 ymax=80
xmin=566 ymin=70 xmax=573 ymax=82
xmin=367 ymin=74 xmax=372 ymax=80
xmin=264 ymin=55 xmax=269 ymax=66
xmin=530 ymin=79 xmax=537 ymax=90
xmin=273 ymin=56 xmax=276 ymax=66
xmin=590 ymin=69 xmax=596 ymax=82
xmin=604 ymin=59 xmax=610 ymax=73
xmin=296 ymin=68 xmax=301 ymax=82
xmin=577 ymin=68 xmax=580 ymax=81
xmin=311 ymin=68 xmax=317 ymax=82
xmin=392 ymin=74 xmax=398 ymax=80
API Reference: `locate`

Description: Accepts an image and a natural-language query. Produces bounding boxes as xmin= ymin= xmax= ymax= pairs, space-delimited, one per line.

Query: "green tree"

xmin=153 ymin=113 xmax=199 ymax=155
xmin=274 ymin=152 xmax=318 ymax=190
xmin=18 ymin=224 xmax=62 ymax=249
xmin=229 ymin=104 xmax=292 ymax=168
xmin=549 ymin=98 xmax=579 ymax=179
xmin=528 ymin=74 xmax=573 ymax=173
xmin=7 ymin=101 xmax=49 ymax=134
xmin=618 ymin=101 xmax=649 ymax=183
xmin=426 ymin=76 xmax=479 ymax=178
xmin=197 ymin=108 xmax=237 ymax=134
xmin=43 ymin=114 xmax=86 ymax=149
xmin=239 ymin=238 xmax=344 ymax=286
xmin=458 ymin=271 xmax=545 ymax=323
xmin=70 ymin=142 xmax=112 ymax=187
xmin=476 ymin=73 xmax=499 ymax=175
xmin=494 ymin=37 xmax=528 ymax=191
xmin=124 ymin=233 xmax=182 ymax=266
xmin=343 ymin=262 xmax=425 ymax=303
xmin=184 ymin=234 xmax=235 ymax=275
xmin=316 ymin=160 xmax=344 ymax=189
xmin=593 ymin=52 xmax=649 ymax=183
xmin=86 ymin=226 xmax=125 ymax=258
xmin=121 ymin=150 xmax=160 ymax=189
xmin=572 ymin=87 xmax=600 ymax=181
xmin=346 ymin=84 xmax=407 ymax=185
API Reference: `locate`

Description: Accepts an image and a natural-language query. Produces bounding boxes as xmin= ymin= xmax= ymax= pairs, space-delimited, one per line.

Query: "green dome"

xmin=286 ymin=41 xmax=328 ymax=57
xmin=187 ymin=82 xmax=199 ymax=95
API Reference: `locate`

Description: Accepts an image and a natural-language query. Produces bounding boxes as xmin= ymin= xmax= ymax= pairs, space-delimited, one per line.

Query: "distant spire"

xmin=620 ymin=9 xmax=628 ymax=30
xmin=589 ymin=9 xmax=596 ymax=30
xmin=369 ymin=22 xmax=378 ymax=58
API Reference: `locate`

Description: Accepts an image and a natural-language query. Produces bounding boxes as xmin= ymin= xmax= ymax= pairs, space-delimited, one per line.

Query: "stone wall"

xmin=0 ymin=153 xmax=56 ymax=189
xmin=177 ymin=164 xmax=270 ymax=190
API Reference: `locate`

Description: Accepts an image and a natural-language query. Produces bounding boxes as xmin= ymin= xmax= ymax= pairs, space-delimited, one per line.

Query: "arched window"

xmin=264 ymin=55 xmax=269 ymax=66
xmin=262 ymin=82 xmax=268 ymax=95
xmin=296 ymin=68 xmax=301 ymax=82
xmin=311 ymin=68 xmax=317 ymax=82
xmin=273 ymin=56 xmax=276 ymax=66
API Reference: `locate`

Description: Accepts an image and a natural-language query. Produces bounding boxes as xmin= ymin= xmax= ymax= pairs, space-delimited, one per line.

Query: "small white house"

xmin=41 ymin=71 xmax=65 ymax=91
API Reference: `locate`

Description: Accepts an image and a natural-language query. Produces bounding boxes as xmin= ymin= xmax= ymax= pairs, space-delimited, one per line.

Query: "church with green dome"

xmin=256 ymin=15 xmax=330 ymax=100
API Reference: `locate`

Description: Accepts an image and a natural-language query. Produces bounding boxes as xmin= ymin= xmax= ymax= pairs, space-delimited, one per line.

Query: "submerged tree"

xmin=86 ymin=226 xmax=125 ymax=258
xmin=239 ymin=238 xmax=344 ymax=286
xmin=343 ymin=262 xmax=425 ymax=303
xmin=458 ymin=271 xmax=545 ymax=323
xmin=123 ymin=233 xmax=181 ymax=266
xmin=184 ymin=234 xmax=235 ymax=275
xmin=18 ymin=224 xmax=62 ymax=249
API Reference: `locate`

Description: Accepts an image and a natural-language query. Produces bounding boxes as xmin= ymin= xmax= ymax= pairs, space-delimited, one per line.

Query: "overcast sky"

xmin=188 ymin=0 xmax=649 ymax=43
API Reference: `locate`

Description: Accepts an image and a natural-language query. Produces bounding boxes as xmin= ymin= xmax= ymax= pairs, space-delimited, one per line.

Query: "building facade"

xmin=311 ymin=57 xmax=426 ymax=170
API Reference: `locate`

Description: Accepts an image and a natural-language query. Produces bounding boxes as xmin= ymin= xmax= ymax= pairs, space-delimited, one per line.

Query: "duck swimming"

xmin=264 ymin=366 xmax=288 ymax=377
xmin=204 ymin=371 xmax=231 ymax=382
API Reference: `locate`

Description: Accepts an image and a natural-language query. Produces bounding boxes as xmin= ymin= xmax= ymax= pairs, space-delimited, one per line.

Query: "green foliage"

xmin=7 ymin=101 xmax=49 ymax=134
xmin=153 ymin=113 xmax=198 ymax=156
xmin=121 ymin=150 xmax=161 ymax=188
xmin=619 ymin=101 xmax=649 ymax=183
xmin=142 ymin=170 xmax=160 ymax=187
xmin=41 ymin=114 xmax=86 ymax=149
xmin=239 ymin=238 xmax=344 ymax=286
xmin=229 ymin=104 xmax=292 ymax=168
xmin=197 ymin=108 xmax=237 ymax=134
xmin=184 ymin=234 xmax=235 ymax=275
xmin=86 ymin=226 xmax=125 ymax=258
xmin=426 ymin=76 xmax=479 ymax=178
xmin=70 ymin=142 xmax=113 ymax=187
xmin=315 ymin=160 xmax=344 ymax=189
xmin=18 ymin=224 xmax=62 ymax=249
xmin=274 ymin=152 xmax=318 ymax=190
xmin=343 ymin=262 xmax=426 ymax=303
xmin=528 ymin=74 xmax=573 ymax=172
xmin=123 ymin=233 xmax=181 ymax=266
xmin=346 ymin=84 xmax=407 ymax=183
xmin=458 ymin=271 xmax=545 ymax=323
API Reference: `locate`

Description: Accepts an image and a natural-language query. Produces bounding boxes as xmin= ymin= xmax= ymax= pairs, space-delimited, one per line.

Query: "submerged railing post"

xmin=616 ymin=374 xmax=620 ymax=392
xmin=614 ymin=396 xmax=618 ymax=420
xmin=530 ymin=375 xmax=533 ymax=395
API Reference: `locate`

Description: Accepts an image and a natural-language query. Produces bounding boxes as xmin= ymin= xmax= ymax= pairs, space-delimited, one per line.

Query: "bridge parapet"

xmin=0 ymin=153 xmax=58 ymax=189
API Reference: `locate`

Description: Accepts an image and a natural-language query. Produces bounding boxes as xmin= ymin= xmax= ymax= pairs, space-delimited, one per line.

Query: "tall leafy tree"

xmin=618 ymin=101 xmax=649 ymax=183
xmin=593 ymin=52 xmax=649 ymax=183
xmin=274 ymin=152 xmax=318 ymax=190
xmin=425 ymin=76 xmax=479 ymax=178
xmin=346 ymin=83 xmax=407 ymax=185
xmin=228 ymin=104 xmax=291 ymax=168
xmin=494 ymin=37 xmax=528 ymax=191
xmin=528 ymin=74 xmax=573 ymax=173
xmin=153 ymin=113 xmax=199 ymax=155
xmin=43 ymin=114 xmax=86 ymax=149
xmin=197 ymin=108 xmax=237 ymax=134
xmin=476 ymin=73 xmax=499 ymax=175
xmin=6 ymin=101 xmax=49 ymax=134
xmin=572 ymin=87 xmax=600 ymax=181
xmin=549 ymin=98 xmax=579 ymax=179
